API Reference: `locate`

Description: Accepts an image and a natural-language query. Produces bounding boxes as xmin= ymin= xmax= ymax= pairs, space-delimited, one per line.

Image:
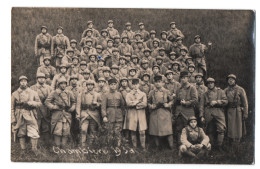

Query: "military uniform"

xmin=121 ymin=27 xmax=135 ymax=44
xmin=107 ymin=20 xmax=119 ymax=39
xmin=51 ymin=72 xmax=70 ymax=91
xmin=135 ymin=23 xmax=150 ymax=42
xmin=80 ymin=37 xmax=98 ymax=48
xmin=37 ymin=56 xmax=57 ymax=86
xmin=146 ymin=30 xmax=156 ymax=50
xmin=160 ymin=31 xmax=172 ymax=55
xmin=97 ymin=29 xmax=109 ymax=50
xmin=81 ymin=24 xmax=100 ymax=39
xmin=118 ymin=40 xmax=134 ymax=56
xmin=167 ymin=22 xmax=184 ymax=42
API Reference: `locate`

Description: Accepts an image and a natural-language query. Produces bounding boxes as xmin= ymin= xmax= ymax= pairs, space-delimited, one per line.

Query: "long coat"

xmin=124 ymin=89 xmax=147 ymax=131
xmin=148 ymin=87 xmax=174 ymax=136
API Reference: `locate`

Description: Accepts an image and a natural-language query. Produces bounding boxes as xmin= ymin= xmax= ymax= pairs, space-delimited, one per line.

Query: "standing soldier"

xmin=171 ymin=61 xmax=181 ymax=82
xmin=146 ymin=30 xmax=156 ymax=50
xmin=95 ymin=77 xmax=109 ymax=95
xmin=70 ymin=39 xmax=81 ymax=57
xmin=45 ymin=77 xmax=76 ymax=148
xmin=189 ymin=35 xmax=212 ymax=76
xmin=160 ymin=31 xmax=172 ymax=55
xmin=174 ymin=71 xmax=198 ymax=145
xmin=167 ymin=21 xmax=184 ymax=43
xmin=139 ymin=59 xmax=153 ymax=79
xmin=113 ymin=35 xmax=121 ymax=48
xmin=97 ymin=29 xmax=109 ymax=50
xmin=67 ymin=56 xmax=80 ymax=76
xmin=61 ymin=48 xmax=75 ymax=66
xmin=35 ymin=26 xmax=52 ymax=66
xmin=176 ymin=47 xmax=189 ymax=71
xmin=118 ymin=56 xmax=129 ymax=78
xmin=76 ymin=80 xmax=101 ymax=147
xmin=51 ymin=64 xmax=70 ymax=90
xmin=80 ymin=45 xmax=90 ymax=62
xmin=107 ymin=20 xmax=119 ymax=39
xmin=133 ymin=40 xmax=145 ymax=59
xmin=101 ymin=78 xmax=125 ymax=147
xmin=188 ymin=63 xmax=197 ymax=85
xmin=135 ymin=22 xmax=150 ymax=42
xmin=151 ymin=38 xmax=160 ymax=58
xmin=124 ymin=78 xmax=147 ymax=149
xmin=51 ymin=26 xmax=70 ymax=68
xmin=199 ymin=78 xmax=228 ymax=152
xmin=37 ymin=55 xmax=57 ymax=86
xmin=81 ymin=21 xmax=100 ymax=38
xmin=164 ymin=70 xmax=181 ymax=96
xmin=148 ymin=75 xmax=174 ymax=149
xmin=118 ymin=35 xmax=134 ymax=56
xmin=224 ymin=74 xmax=248 ymax=153
xmin=141 ymin=48 xmax=155 ymax=68
xmin=80 ymin=29 xmax=98 ymax=48
xmin=30 ymin=73 xmax=52 ymax=146
xmin=11 ymin=76 xmax=42 ymax=154
xmin=121 ymin=22 xmax=135 ymax=44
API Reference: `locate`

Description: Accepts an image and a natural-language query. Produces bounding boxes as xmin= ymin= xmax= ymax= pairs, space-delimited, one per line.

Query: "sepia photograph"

xmin=11 ymin=7 xmax=255 ymax=164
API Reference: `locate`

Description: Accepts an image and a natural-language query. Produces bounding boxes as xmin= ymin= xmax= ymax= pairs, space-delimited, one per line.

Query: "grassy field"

xmin=11 ymin=8 xmax=255 ymax=163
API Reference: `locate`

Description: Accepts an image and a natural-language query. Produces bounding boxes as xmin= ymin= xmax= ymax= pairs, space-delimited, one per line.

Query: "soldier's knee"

xmin=179 ymin=145 xmax=187 ymax=153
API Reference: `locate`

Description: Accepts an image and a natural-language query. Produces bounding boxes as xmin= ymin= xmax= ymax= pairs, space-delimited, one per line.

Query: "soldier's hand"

xmin=52 ymin=104 xmax=60 ymax=110
xmin=180 ymin=99 xmax=186 ymax=105
xmin=216 ymin=100 xmax=222 ymax=105
xmin=210 ymin=100 xmax=217 ymax=106
xmin=103 ymin=117 xmax=108 ymax=123
xmin=164 ymin=103 xmax=170 ymax=108
xmin=149 ymin=104 xmax=156 ymax=110
xmin=200 ymin=117 xmax=205 ymax=123
xmin=208 ymin=41 xmax=212 ymax=46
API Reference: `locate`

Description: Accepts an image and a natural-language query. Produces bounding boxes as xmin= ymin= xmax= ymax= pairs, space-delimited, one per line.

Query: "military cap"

xmin=227 ymin=74 xmax=237 ymax=81
xmin=131 ymin=55 xmax=140 ymax=61
xmin=120 ymin=77 xmax=128 ymax=83
xmin=172 ymin=61 xmax=181 ymax=66
xmin=175 ymin=37 xmax=183 ymax=41
xmin=165 ymin=70 xmax=174 ymax=76
xmin=112 ymin=48 xmax=119 ymax=52
xmin=43 ymin=56 xmax=51 ymax=61
xmin=82 ymin=69 xmax=91 ymax=74
xmin=98 ymin=77 xmax=106 ymax=82
xmin=156 ymin=56 xmax=164 ymax=60
xmin=138 ymin=22 xmax=144 ymax=26
xmin=188 ymin=63 xmax=195 ymax=68
xmin=132 ymin=78 xmax=140 ymax=85
xmin=170 ymin=51 xmax=176 ymax=55
xmin=153 ymin=38 xmax=160 ymax=43
xmin=108 ymin=78 xmax=118 ymax=85
xmin=70 ymin=39 xmax=77 ymax=44
xmin=19 ymin=75 xmax=28 ymax=81
xmin=114 ymin=35 xmax=120 ymax=39
xmin=154 ymin=75 xmax=163 ymax=82
xmin=57 ymin=77 xmax=67 ymax=85
xmin=119 ymin=56 xmax=127 ymax=60
xmin=150 ymin=30 xmax=156 ymax=34
xmin=96 ymin=45 xmax=103 ymax=49
xmin=136 ymin=40 xmax=144 ymax=44
xmin=152 ymin=64 xmax=161 ymax=70
xmin=125 ymin=22 xmax=131 ymax=26
xmin=206 ymin=77 xmax=215 ymax=83
xmin=111 ymin=64 xmax=119 ymax=70
xmin=186 ymin=56 xmax=193 ymax=61
xmin=36 ymin=72 xmax=46 ymax=78
xmin=195 ymin=73 xmax=204 ymax=78
xmin=57 ymin=26 xmax=63 ymax=30
xmin=85 ymin=38 xmax=93 ymax=42
xmin=160 ymin=31 xmax=168 ymax=36
xmin=108 ymin=20 xmax=114 ymax=23
xmin=70 ymin=74 xmax=79 ymax=80
xmin=141 ymin=59 xmax=149 ymax=64
xmin=187 ymin=116 xmax=197 ymax=124
xmin=121 ymin=35 xmax=129 ymax=39
xmin=66 ymin=48 xmax=74 ymax=54
xmin=101 ymin=29 xmax=108 ymax=34
xmin=194 ymin=35 xmax=201 ymax=39
xmin=170 ymin=21 xmax=176 ymax=25
xmin=87 ymin=21 xmax=93 ymax=25
xmin=80 ymin=61 xmax=87 ymax=65
xmin=124 ymin=52 xmax=131 ymax=56
xmin=83 ymin=45 xmax=90 ymax=49
xmin=103 ymin=67 xmax=111 ymax=72
xmin=180 ymin=46 xmax=188 ymax=52
xmin=135 ymin=32 xmax=142 ymax=37
xmin=107 ymin=39 xmax=114 ymax=42
xmin=85 ymin=79 xmax=95 ymax=85
xmin=144 ymin=48 xmax=151 ymax=52
xmin=142 ymin=73 xmax=150 ymax=79
xmin=41 ymin=26 xmax=48 ymax=30
xmin=97 ymin=58 xmax=105 ymax=62
xmin=59 ymin=64 xmax=68 ymax=69
xmin=159 ymin=47 xmax=165 ymax=51
xmin=129 ymin=67 xmax=137 ymax=72
xmin=180 ymin=70 xmax=189 ymax=78
xmin=71 ymin=56 xmax=79 ymax=61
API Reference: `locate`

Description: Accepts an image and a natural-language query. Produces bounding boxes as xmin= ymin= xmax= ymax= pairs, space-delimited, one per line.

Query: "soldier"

xmin=133 ymin=40 xmax=146 ymax=59
xmin=45 ymin=77 xmax=76 ymax=148
xmin=76 ymin=79 xmax=101 ymax=147
xmin=102 ymin=39 xmax=114 ymax=58
xmin=113 ymin=35 xmax=121 ymax=48
xmin=37 ymin=55 xmax=57 ymax=86
xmin=150 ymin=65 xmax=166 ymax=84
xmin=61 ymin=48 xmax=75 ymax=66
xmin=118 ymin=56 xmax=129 ymax=78
xmin=107 ymin=20 xmax=119 ymax=39
xmin=51 ymin=26 xmax=70 ymax=68
xmin=67 ymin=56 xmax=80 ymax=76
xmin=171 ymin=41 xmax=180 ymax=57
xmin=82 ymin=21 xmax=100 ymax=38
xmin=164 ymin=70 xmax=181 ymax=95
xmin=139 ymin=59 xmax=153 ymax=79
xmin=131 ymin=33 xmax=144 ymax=50
xmin=30 ymin=73 xmax=52 ymax=146
xmin=103 ymin=67 xmax=113 ymax=81
xmin=154 ymin=56 xmax=168 ymax=75
xmin=121 ymin=22 xmax=135 ymax=44
xmin=176 ymin=47 xmax=189 ymax=71
xmin=179 ymin=116 xmax=211 ymax=159
xmin=11 ymin=76 xmax=42 ymax=154
xmin=118 ymin=35 xmax=134 ymax=56
xmin=139 ymin=73 xmax=154 ymax=97
xmin=174 ymin=37 xmax=187 ymax=57
xmin=96 ymin=45 xmax=106 ymax=60
xmin=97 ymin=29 xmax=109 ymax=50
xmin=141 ymin=48 xmax=155 ymax=68
xmin=105 ymin=48 xmax=120 ymax=67
xmin=130 ymin=55 xmax=141 ymax=77
xmin=146 ymin=30 xmax=156 ymax=50
xmin=70 ymin=39 xmax=81 ymax=57
xmin=199 ymin=78 xmax=228 ymax=152
xmin=160 ymin=31 xmax=172 ymax=55
xmin=80 ymin=35 xmax=98 ymax=49
xmin=174 ymin=71 xmax=198 ymax=145
xmin=148 ymin=75 xmax=174 ymax=149
xmin=92 ymin=59 xmax=106 ymax=81
xmin=151 ymin=38 xmax=160 ymax=58
xmin=171 ymin=61 xmax=181 ymax=82
xmin=124 ymin=53 xmax=132 ymax=66
xmin=81 ymin=69 xmax=95 ymax=87
xmin=35 ymin=26 xmax=52 ymax=66
xmin=135 ymin=22 xmax=150 ymax=42
xmin=101 ymin=78 xmax=125 ymax=146
xmin=189 ymin=35 xmax=212 ymax=76
xmin=51 ymin=64 xmax=70 ymax=90
xmin=87 ymin=52 xmax=98 ymax=73
xmin=80 ymin=45 xmax=90 ymax=62
xmin=224 ymin=74 xmax=248 ymax=153
xmin=167 ymin=21 xmax=184 ymax=43
xmin=188 ymin=63 xmax=197 ymax=85
xmin=164 ymin=52 xmax=177 ymax=70
xmin=124 ymin=78 xmax=147 ymax=149
xmin=110 ymin=64 xmax=120 ymax=82
xmin=95 ymin=77 xmax=109 ymax=95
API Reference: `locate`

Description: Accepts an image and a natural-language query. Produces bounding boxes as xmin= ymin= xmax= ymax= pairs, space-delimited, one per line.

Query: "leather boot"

xmin=19 ymin=137 xmax=26 ymax=150
xmin=131 ymin=131 xmax=137 ymax=147
xmin=197 ymin=149 xmax=207 ymax=159
xmin=140 ymin=133 xmax=146 ymax=149
xmin=81 ymin=134 xmax=87 ymax=147
xmin=167 ymin=135 xmax=174 ymax=150
xmin=31 ymin=138 xmax=39 ymax=155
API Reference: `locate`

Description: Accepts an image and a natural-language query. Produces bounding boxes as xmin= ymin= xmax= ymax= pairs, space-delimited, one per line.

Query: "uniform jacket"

xmin=118 ymin=43 xmax=134 ymax=56
xmin=181 ymin=126 xmax=209 ymax=147
xmin=121 ymin=30 xmax=135 ymax=43
xmin=35 ymin=33 xmax=52 ymax=56
xmin=135 ymin=29 xmax=150 ymax=41
xmin=167 ymin=28 xmax=184 ymax=42
xmin=139 ymin=81 xmax=155 ymax=97
xmin=51 ymin=73 xmax=70 ymax=90
xmin=107 ymin=27 xmax=119 ymax=39
xmin=51 ymin=34 xmax=70 ymax=57
xmin=37 ymin=65 xmax=56 ymax=85
xmin=81 ymin=28 xmax=100 ymax=38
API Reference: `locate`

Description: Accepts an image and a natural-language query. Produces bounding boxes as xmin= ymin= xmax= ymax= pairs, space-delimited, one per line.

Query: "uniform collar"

xmin=56 ymin=33 xmax=64 ymax=37
xmin=154 ymin=87 xmax=163 ymax=92
xmin=56 ymin=88 xmax=67 ymax=94
xmin=187 ymin=125 xmax=199 ymax=132
xmin=181 ymin=82 xmax=191 ymax=89
xmin=36 ymin=83 xmax=46 ymax=88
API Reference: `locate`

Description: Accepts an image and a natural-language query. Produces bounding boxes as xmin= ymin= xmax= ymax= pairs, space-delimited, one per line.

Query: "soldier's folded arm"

xmin=45 ymin=91 xmax=59 ymax=110
xmin=68 ymin=91 xmax=76 ymax=112
xmin=11 ymin=94 xmax=16 ymax=124
xmin=27 ymin=91 xmax=42 ymax=108
xmin=200 ymin=128 xmax=210 ymax=146
xmin=136 ymin=93 xmax=148 ymax=109
xmin=184 ymin=86 xmax=198 ymax=106
xmin=217 ymin=89 xmax=228 ymax=106
xmin=180 ymin=128 xmax=192 ymax=148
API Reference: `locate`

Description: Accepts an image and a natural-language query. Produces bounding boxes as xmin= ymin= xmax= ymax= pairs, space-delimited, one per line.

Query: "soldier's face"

xmin=37 ymin=77 xmax=46 ymax=84
xmin=112 ymin=69 xmax=118 ymax=74
xmin=195 ymin=76 xmax=203 ymax=83
xmin=83 ymin=73 xmax=90 ymax=79
xmin=159 ymin=51 xmax=165 ymax=56
xmin=139 ymin=25 xmax=144 ymax=29
xmin=96 ymin=49 xmax=102 ymax=53
xmin=121 ymin=80 xmax=128 ymax=87
xmin=177 ymin=40 xmax=182 ymax=45
xmin=156 ymin=59 xmax=163 ymax=65
xmin=133 ymin=58 xmax=138 ymax=63
xmin=59 ymin=82 xmax=67 ymax=90
xmin=181 ymin=50 xmax=187 ymax=56
xmin=98 ymin=81 xmax=105 ymax=87
xmin=173 ymin=42 xmax=178 ymax=47
xmin=172 ymin=65 xmax=179 ymax=71
xmin=90 ymin=56 xmax=96 ymax=62
xmin=87 ymin=84 xmax=94 ymax=91
xmin=181 ymin=76 xmax=189 ymax=84
xmin=143 ymin=76 xmax=149 ymax=81
xmin=88 ymin=23 xmax=93 ymax=28
xmin=71 ymin=79 xmax=78 ymax=85
xmin=195 ymin=38 xmax=201 ymax=43
xmin=142 ymin=63 xmax=148 ymax=68
xmin=126 ymin=26 xmax=131 ymax=30
xmin=122 ymin=38 xmax=128 ymax=43
xmin=137 ymin=43 xmax=143 ymax=48
xmin=135 ymin=35 xmax=141 ymax=40
xmin=150 ymin=34 xmax=155 ymax=38
xmin=57 ymin=29 xmax=63 ymax=34
xmin=86 ymin=42 xmax=92 ymax=46
xmin=71 ymin=43 xmax=77 ymax=48
xmin=87 ymin=31 xmax=92 ymax=37
xmin=170 ymin=55 xmax=176 ymax=60
xmin=144 ymin=51 xmax=150 ymax=56
xmin=20 ymin=79 xmax=27 ymax=88
xmin=115 ymin=38 xmax=120 ymax=43
xmin=80 ymin=65 xmax=87 ymax=70
xmin=153 ymin=42 xmax=159 ymax=47
xmin=83 ymin=48 xmax=89 ymax=53
xmin=228 ymin=78 xmax=236 ymax=86
xmin=166 ymin=73 xmax=173 ymax=80
xmin=60 ymin=67 xmax=67 ymax=74
xmin=189 ymin=120 xmax=197 ymax=129
xmin=153 ymin=67 xmax=159 ymax=74
xmin=154 ymin=81 xmax=163 ymax=88
xmin=73 ymin=59 xmax=79 ymax=65
xmin=129 ymin=70 xmax=136 ymax=76
xmin=108 ymin=23 xmax=113 ymax=28
xmin=119 ymin=59 xmax=125 ymax=64
xmin=161 ymin=34 xmax=167 ymax=39
xmin=188 ymin=67 xmax=195 ymax=73
xmin=207 ymin=82 xmax=215 ymax=89
xmin=41 ymin=28 xmax=47 ymax=34
xmin=109 ymin=83 xmax=117 ymax=90
xmin=103 ymin=71 xmax=110 ymax=77
xmin=98 ymin=61 xmax=104 ymax=66
xmin=102 ymin=32 xmax=108 ymax=37
xmin=171 ymin=24 xmax=176 ymax=29
xmin=113 ymin=51 xmax=119 ymax=56
xmin=68 ymin=52 xmax=74 ymax=57
xmin=132 ymin=83 xmax=139 ymax=90
xmin=108 ymin=41 xmax=113 ymax=47
xmin=44 ymin=59 xmax=50 ymax=65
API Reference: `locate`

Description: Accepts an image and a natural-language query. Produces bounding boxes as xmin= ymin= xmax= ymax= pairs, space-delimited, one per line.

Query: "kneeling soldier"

xmin=76 ymin=80 xmax=101 ymax=147
xmin=124 ymin=78 xmax=147 ymax=149
xmin=45 ymin=77 xmax=76 ymax=148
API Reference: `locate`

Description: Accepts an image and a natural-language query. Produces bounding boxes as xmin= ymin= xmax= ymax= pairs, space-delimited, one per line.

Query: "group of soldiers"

xmin=11 ymin=20 xmax=248 ymax=159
